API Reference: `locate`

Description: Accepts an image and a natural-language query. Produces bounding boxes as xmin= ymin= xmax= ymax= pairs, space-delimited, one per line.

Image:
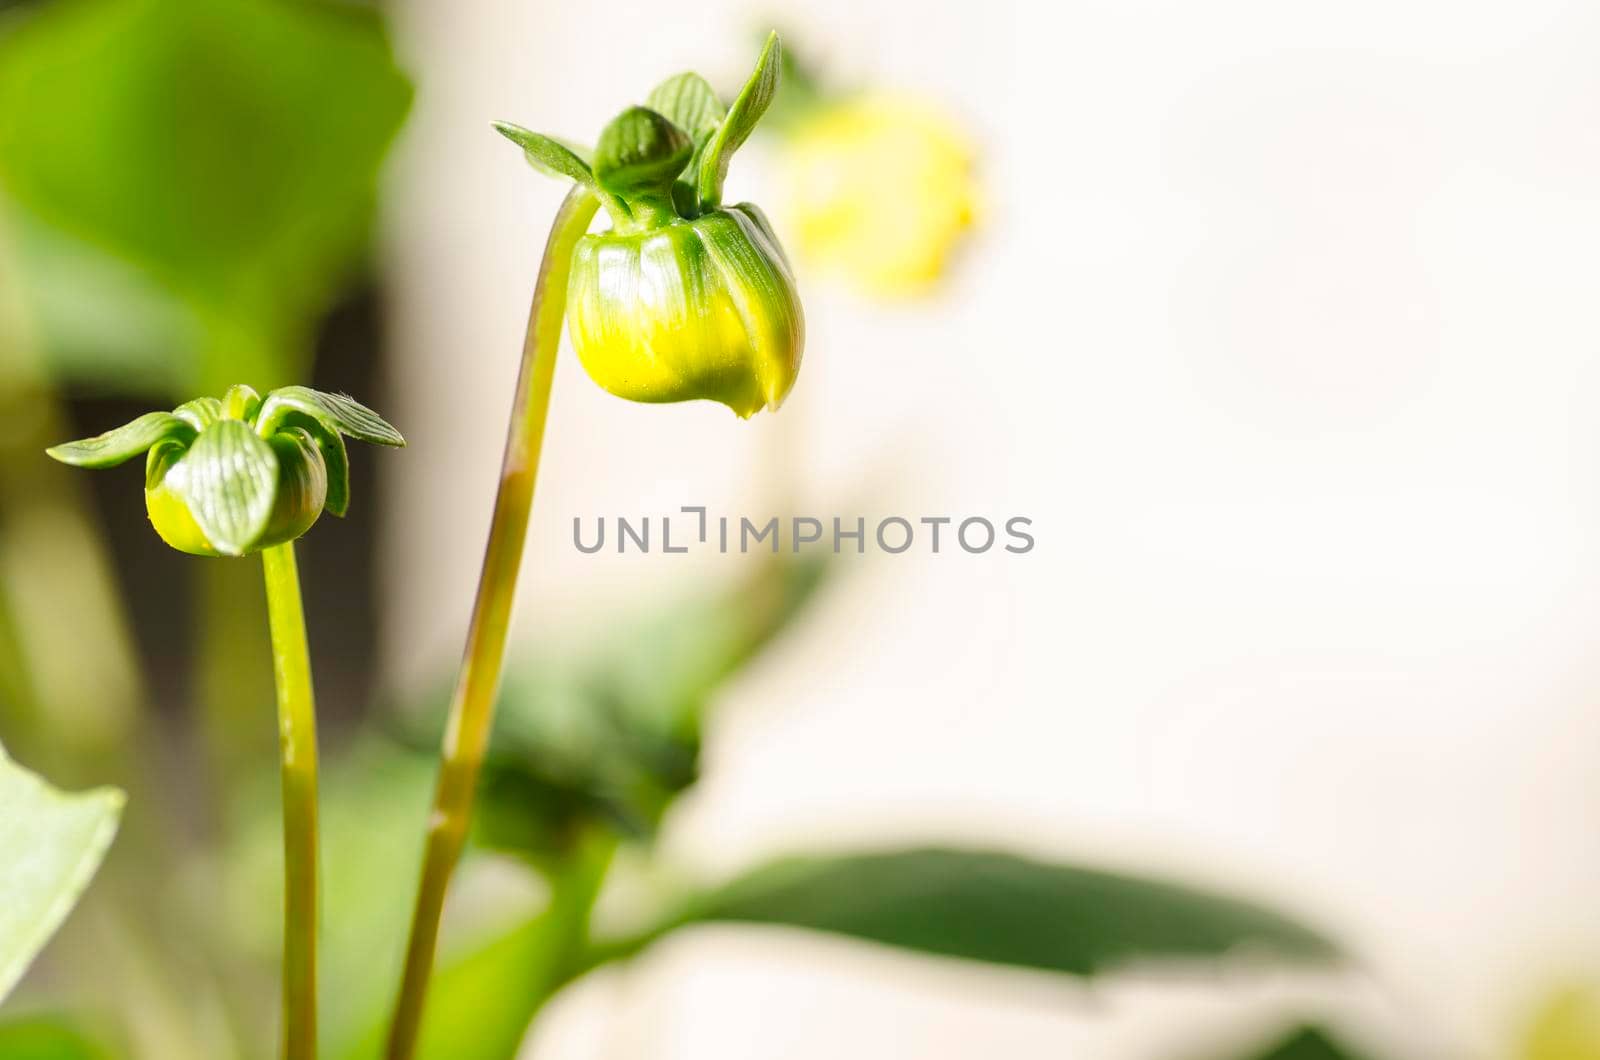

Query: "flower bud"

xmin=567 ymin=204 xmax=802 ymax=418
xmin=494 ymin=32 xmax=805 ymax=418
xmin=47 ymin=385 xmax=402 ymax=558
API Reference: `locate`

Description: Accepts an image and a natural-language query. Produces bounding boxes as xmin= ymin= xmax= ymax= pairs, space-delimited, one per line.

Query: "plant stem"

xmin=262 ymin=541 xmax=319 ymax=1060
xmin=385 ymin=186 xmax=600 ymax=1060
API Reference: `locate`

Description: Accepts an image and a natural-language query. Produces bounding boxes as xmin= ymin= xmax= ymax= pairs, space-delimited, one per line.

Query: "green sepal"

xmin=696 ymin=31 xmax=781 ymax=211
xmin=170 ymin=419 xmax=279 ymax=557
xmin=491 ymin=122 xmax=597 ymax=187
xmin=294 ymin=415 xmax=350 ymax=517
xmin=648 ymin=72 xmax=726 ymax=141
xmin=144 ymin=436 xmax=186 ymax=491
xmin=647 ymin=72 xmax=726 ymax=218
xmin=222 ymin=383 xmax=262 ymax=422
xmin=261 ymin=426 xmax=328 ymax=545
xmin=593 ymin=106 xmax=693 ymax=209
xmin=255 ymin=385 xmax=404 ymax=448
xmin=44 ymin=411 xmax=193 ymax=468
xmin=173 ymin=396 xmax=224 ymax=433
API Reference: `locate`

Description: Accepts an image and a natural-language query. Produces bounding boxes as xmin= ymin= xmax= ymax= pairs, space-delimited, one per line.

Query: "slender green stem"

xmin=262 ymin=542 xmax=319 ymax=1060
xmin=385 ymin=186 xmax=600 ymax=1059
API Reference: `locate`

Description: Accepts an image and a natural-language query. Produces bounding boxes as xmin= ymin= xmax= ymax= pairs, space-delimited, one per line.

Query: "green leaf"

xmin=0 ymin=1014 xmax=114 ymax=1060
xmin=696 ymin=31 xmax=782 ymax=210
xmin=0 ymin=742 xmax=124 ymax=1002
xmin=651 ymin=848 xmax=1337 ymax=977
xmin=1233 ymin=1026 xmax=1377 ymax=1060
xmin=171 ymin=419 xmax=279 ymax=556
xmin=440 ymin=553 xmax=832 ymax=862
xmin=4 ymin=201 xmax=201 ymax=393
xmin=490 ymin=122 xmax=597 ymax=187
xmin=44 ymin=410 xmax=193 ymax=468
xmin=256 ymin=386 xmax=404 ymax=448
xmin=0 ymin=0 xmax=413 ymax=392
xmin=593 ymin=106 xmax=693 ymax=201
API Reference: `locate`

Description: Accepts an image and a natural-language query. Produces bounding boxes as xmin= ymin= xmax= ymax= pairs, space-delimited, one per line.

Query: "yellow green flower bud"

xmin=493 ymin=32 xmax=804 ymax=418
xmin=46 ymin=385 xmax=402 ymax=558
xmin=567 ymin=204 xmax=802 ymax=418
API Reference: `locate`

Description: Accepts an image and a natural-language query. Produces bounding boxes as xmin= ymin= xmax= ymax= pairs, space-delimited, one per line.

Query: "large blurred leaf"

xmin=0 ymin=0 xmax=412 ymax=391
xmin=4 ymin=204 xmax=200 ymax=393
xmin=0 ymin=742 xmax=123 ymax=1001
xmin=1232 ymin=1026 xmax=1375 ymax=1060
xmin=409 ymin=554 xmax=831 ymax=863
xmin=640 ymin=848 xmax=1337 ymax=978
xmin=331 ymin=834 xmax=612 ymax=1060
xmin=332 ymin=914 xmax=561 ymax=1060
xmin=0 ymin=1014 xmax=114 ymax=1059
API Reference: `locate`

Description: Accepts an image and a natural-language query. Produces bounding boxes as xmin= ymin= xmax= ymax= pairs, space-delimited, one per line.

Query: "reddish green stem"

xmin=385 ymin=186 xmax=600 ymax=1059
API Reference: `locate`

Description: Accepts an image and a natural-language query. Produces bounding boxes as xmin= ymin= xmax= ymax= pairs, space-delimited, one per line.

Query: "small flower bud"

xmin=494 ymin=32 xmax=805 ymax=418
xmin=47 ymin=386 xmax=402 ymax=558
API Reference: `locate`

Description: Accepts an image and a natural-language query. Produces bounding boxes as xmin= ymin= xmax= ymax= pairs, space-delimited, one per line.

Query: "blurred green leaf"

xmin=332 ymin=834 xmax=611 ymax=1060
xmin=1234 ymin=1026 xmax=1376 ymax=1060
xmin=640 ymin=848 xmax=1337 ymax=978
xmin=4 ymin=203 xmax=200 ymax=393
xmin=410 ymin=553 xmax=831 ymax=864
xmin=0 ymin=1014 xmax=114 ymax=1060
xmin=0 ymin=0 xmax=413 ymax=391
xmin=0 ymin=741 xmax=123 ymax=1001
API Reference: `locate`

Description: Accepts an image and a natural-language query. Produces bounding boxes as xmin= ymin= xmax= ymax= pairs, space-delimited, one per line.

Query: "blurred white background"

xmin=378 ymin=1 xmax=1600 ymax=1057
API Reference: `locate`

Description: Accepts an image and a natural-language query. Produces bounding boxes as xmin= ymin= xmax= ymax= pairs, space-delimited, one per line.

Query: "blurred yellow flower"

xmin=781 ymin=93 xmax=978 ymax=297
xmin=1525 ymin=984 xmax=1600 ymax=1060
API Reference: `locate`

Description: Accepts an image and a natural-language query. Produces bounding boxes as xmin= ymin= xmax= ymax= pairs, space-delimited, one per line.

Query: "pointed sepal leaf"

xmin=594 ymin=106 xmax=693 ymax=200
xmin=648 ymin=72 xmax=726 ymax=144
xmin=696 ymin=31 xmax=782 ymax=210
xmin=307 ymin=421 xmax=351 ymax=518
xmin=648 ymin=72 xmax=726 ymax=216
xmin=171 ymin=419 xmax=279 ymax=556
xmin=0 ymin=740 xmax=123 ymax=1002
xmin=263 ymin=427 xmax=329 ymax=542
xmin=256 ymin=386 xmax=404 ymax=448
xmin=492 ymin=122 xmax=597 ymax=187
xmin=173 ymin=396 xmax=224 ymax=433
xmin=144 ymin=436 xmax=186 ymax=491
xmin=222 ymin=383 xmax=262 ymax=422
xmin=45 ymin=411 xmax=193 ymax=468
